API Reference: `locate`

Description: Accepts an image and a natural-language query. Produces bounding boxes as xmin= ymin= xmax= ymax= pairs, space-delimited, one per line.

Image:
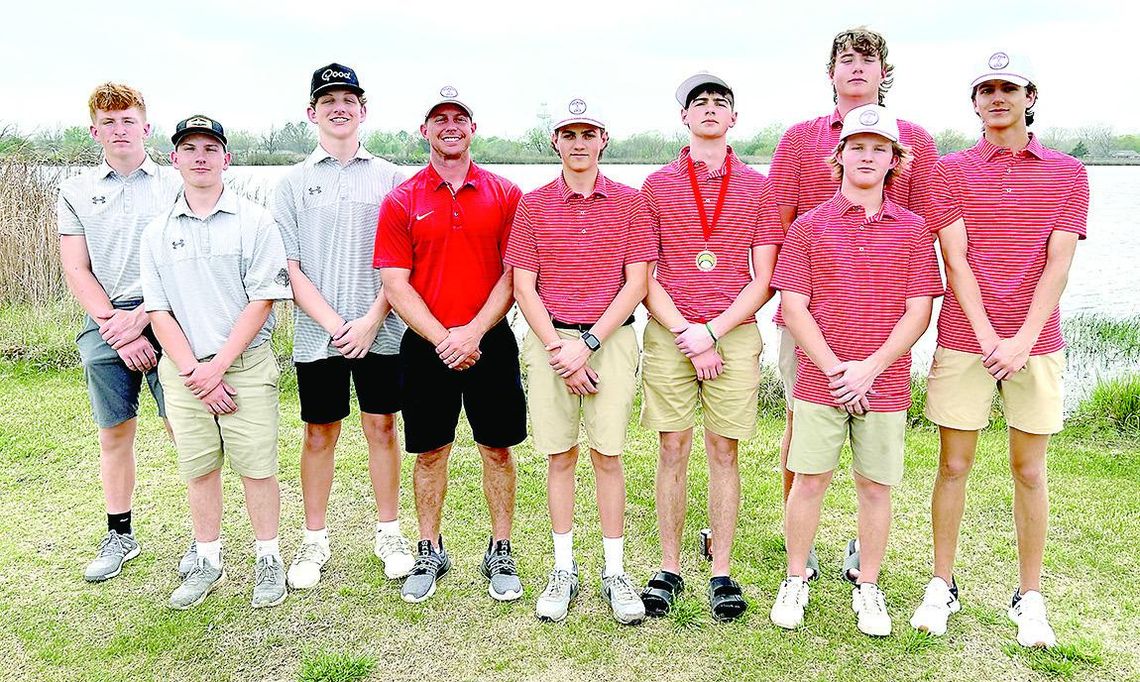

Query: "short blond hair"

xmin=87 ymin=82 xmax=147 ymax=123
xmin=827 ymin=138 xmax=912 ymax=186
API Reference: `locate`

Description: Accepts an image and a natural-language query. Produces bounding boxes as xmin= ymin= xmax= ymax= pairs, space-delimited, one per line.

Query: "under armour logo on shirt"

xmin=308 ymin=186 xmax=322 ymax=195
xmin=91 ymin=196 xmax=106 ymax=204
xmin=172 ymin=239 xmax=185 ymax=249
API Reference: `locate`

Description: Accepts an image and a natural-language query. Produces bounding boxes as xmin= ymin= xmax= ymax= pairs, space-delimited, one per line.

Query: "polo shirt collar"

xmin=98 ymin=154 xmax=159 ymax=179
xmin=975 ymin=133 xmax=1046 ymax=161
xmin=828 ymin=108 xmax=844 ymax=128
xmin=676 ymin=145 xmax=740 ymax=178
xmin=305 ymin=143 xmax=374 ymax=167
xmin=171 ymin=186 xmax=238 ymax=219
xmin=425 ymin=160 xmax=482 ymax=190
xmin=558 ymin=171 xmax=610 ymax=201
xmin=831 ymin=191 xmax=900 ymax=221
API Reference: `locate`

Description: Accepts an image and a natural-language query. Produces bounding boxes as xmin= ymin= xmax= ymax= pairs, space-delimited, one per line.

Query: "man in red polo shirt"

xmin=768 ymin=25 xmax=938 ymax=582
xmin=507 ymin=99 xmax=655 ymax=625
xmin=374 ymin=86 xmax=527 ymax=605
xmin=910 ymin=52 xmax=1088 ymax=649
xmin=768 ymin=105 xmax=943 ymax=637
xmin=638 ymin=73 xmax=782 ymax=622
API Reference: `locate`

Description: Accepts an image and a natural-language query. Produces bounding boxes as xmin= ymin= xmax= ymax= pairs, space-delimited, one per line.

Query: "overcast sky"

xmin=2 ymin=0 xmax=1133 ymax=140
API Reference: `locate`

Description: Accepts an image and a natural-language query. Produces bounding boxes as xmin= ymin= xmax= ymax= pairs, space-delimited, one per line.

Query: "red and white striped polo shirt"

xmin=769 ymin=108 xmax=938 ymax=325
xmin=505 ymin=172 xmax=656 ymax=324
xmin=771 ymin=193 xmax=944 ymax=411
xmin=641 ymin=146 xmax=783 ymax=324
xmin=927 ymin=134 xmax=1089 ymax=356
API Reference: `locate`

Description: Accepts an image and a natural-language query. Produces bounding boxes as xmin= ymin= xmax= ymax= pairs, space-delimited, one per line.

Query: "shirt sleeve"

xmin=925 ymin=159 xmax=963 ymax=233
xmin=770 ymin=217 xmax=812 ymax=297
xmin=244 ymin=213 xmax=293 ymax=301
xmin=503 ymin=196 xmax=540 ymax=272
xmin=640 ymin=178 xmax=663 ymax=258
xmin=373 ymin=192 xmax=413 ymax=269
xmin=905 ymin=125 xmax=939 ymax=221
xmin=498 ymin=181 xmax=524 ymax=255
xmin=1053 ymin=164 xmax=1090 ymax=239
xmin=753 ymin=177 xmax=785 ymax=247
xmin=56 ymin=187 xmax=84 ymax=236
xmin=768 ymin=125 xmax=801 ymax=209
xmin=624 ymin=191 xmax=658 ymax=265
xmin=140 ymin=220 xmax=171 ymax=312
xmin=906 ymin=219 xmax=946 ymax=299
xmin=269 ymin=175 xmax=300 ymax=261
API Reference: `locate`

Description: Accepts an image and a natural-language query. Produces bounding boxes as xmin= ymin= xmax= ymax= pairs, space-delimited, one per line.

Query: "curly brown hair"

xmin=87 ymin=82 xmax=146 ymax=123
xmin=827 ymin=27 xmax=895 ymax=105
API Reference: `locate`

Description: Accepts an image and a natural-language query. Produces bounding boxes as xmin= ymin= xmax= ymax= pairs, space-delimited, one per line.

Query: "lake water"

xmin=226 ymin=163 xmax=1140 ymax=410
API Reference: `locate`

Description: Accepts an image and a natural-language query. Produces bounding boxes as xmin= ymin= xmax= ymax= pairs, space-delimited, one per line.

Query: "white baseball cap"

xmin=839 ymin=104 xmax=899 ymax=143
xmin=675 ymin=72 xmax=732 ymax=107
xmin=424 ymin=85 xmax=474 ymax=121
xmin=553 ymin=98 xmax=606 ymax=131
xmin=971 ymin=50 xmax=1036 ymax=89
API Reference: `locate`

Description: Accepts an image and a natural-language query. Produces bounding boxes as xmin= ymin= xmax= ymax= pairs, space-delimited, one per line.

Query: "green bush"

xmin=1078 ymin=374 xmax=1140 ymax=434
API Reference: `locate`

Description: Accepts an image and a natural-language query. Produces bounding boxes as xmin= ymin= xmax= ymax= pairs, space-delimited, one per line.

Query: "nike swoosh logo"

xmin=415 ymin=211 xmax=434 ymax=221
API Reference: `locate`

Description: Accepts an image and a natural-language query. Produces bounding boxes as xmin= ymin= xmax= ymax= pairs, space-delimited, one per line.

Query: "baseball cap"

xmin=310 ymin=63 xmax=364 ymax=99
xmin=971 ymin=50 xmax=1036 ymax=89
xmin=675 ymin=72 xmax=733 ymax=107
xmin=839 ymin=104 xmax=899 ymax=143
xmin=424 ymin=85 xmax=473 ymax=121
xmin=553 ymin=98 xmax=606 ymax=131
xmin=171 ymin=114 xmax=227 ymax=147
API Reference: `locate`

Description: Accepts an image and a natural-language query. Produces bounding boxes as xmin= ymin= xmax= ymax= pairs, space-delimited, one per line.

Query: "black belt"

xmin=551 ymin=315 xmax=634 ymax=332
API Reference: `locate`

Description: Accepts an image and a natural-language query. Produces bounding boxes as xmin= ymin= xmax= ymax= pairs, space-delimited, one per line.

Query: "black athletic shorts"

xmin=295 ymin=352 xmax=402 ymax=424
xmin=399 ymin=320 xmax=527 ymax=454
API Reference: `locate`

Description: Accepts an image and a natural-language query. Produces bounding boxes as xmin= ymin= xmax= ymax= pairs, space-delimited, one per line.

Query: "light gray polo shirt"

xmin=56 ymin=155 xmax=183 ymax=303
xmin=270 ymin=144 xmax=407 ymax=363
xmin=140 ymin=188 xmax=292 ymax=360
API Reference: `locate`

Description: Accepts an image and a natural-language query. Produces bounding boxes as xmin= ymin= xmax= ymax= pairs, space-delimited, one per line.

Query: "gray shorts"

xmin=76 ymin=301 xmax=166 ymax=428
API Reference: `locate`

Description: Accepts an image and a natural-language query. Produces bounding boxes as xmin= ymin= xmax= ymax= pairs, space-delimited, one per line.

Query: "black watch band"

xmin=580 ymin=331 xmax=601 ymax=351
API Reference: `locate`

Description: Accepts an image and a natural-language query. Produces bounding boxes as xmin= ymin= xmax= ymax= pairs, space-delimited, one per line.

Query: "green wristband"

xmin=705 ymin=322 xmax=718 ymax=343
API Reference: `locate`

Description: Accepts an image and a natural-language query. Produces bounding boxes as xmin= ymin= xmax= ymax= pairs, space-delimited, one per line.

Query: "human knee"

xmin=658 ymin=433 xmax=690 ymax=469
xmin=938 ymin=453 xmax=974 ymax=481
xmin=791 ymin=472 xmax=830 ymax=498
xmin=480 ymin=446 xmax=513 ymax=469
xmin=706 ymin=435 xmax=738 ymax=470
xmin=855 ymin=476 xmax=892 ymax=505
xmin=303 ymin=422 xmax=341 ymax=453
xmin=1011 ymin=457 xmax=1047 ymax=489
xmin=361 ymin=414 xmax=397 ymax=445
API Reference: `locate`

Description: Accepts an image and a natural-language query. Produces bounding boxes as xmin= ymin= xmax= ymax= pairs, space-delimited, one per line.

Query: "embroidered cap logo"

xmin=322 ymin=68 xmax=352 ymax=82
xmin=568 ymin=99 xmax=587 ymax=115
xmin=440 ymin=86 xmax=458 ymax=98
xmin=186 ymin=117 xmax=212 ymax=128
xmin=988 ymin=52 xmax=1010 ymax=70
xmin=858 ymin=109 xmax=880 ymax=126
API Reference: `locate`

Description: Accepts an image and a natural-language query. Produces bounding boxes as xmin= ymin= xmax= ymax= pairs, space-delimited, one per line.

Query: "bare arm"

xmin=709 ymin=244 xmax=778 ymax=337
xmin=781 ymin=290 xmax=841 ymax=378
xmin=644 ymin=262 xmax=687 ymax=330
xmin=514 ymin=267 xmax=598 ymax=395
xmin=937 ymin=219 xmax=998 ymax=352
xmin=380 ymin=267 xmax=449 ymax=346
xmin=778 ymin=205 xmax=797 ymax=234
xmin=432 ymin=265 xmax=515 ymax=369
xmin=149 ymin=310 xmax=240 ymax=415
xmin=287 ymin=259 xmax=343 ymax=334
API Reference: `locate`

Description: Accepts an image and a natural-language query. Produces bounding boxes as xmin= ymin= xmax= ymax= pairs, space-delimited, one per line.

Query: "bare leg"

xmin=99 ymin=419 xmax=138 ymax=515
xmin=362 ymin=413 xmax=401 ymax=523
xmin=413 ymin=444 xmax=452 ymax=544
xmin=241 ymin=475 xmax=281 ymax=542
xmin=300 ymin=421 xmax=341 ymax=530
xmin=853 ymin=471 xmax=891 ymax=585
xmin=706 ymin=431 xmax=740 ymax=578
xmin=1009 ymin=428 xmax=1050 ymax=593
xmin=780 ymin=409 xmax=796 ymax=503
xmin=931 ymin=427 xmax=979 ymax=584
xmin=655 ymin=430 xmax=692 ymax=574
xmin=784 ymin=471 xmax=833 ymax=577
xmin=479 ymin=444 xmax=516 ymax=542
xmin=547 ymin=446 xmax=578 ymax=535
xmin=591 ymin=449 xmax=626 ymax=539
xmin=187 ymin=468 xmax=223 ymax=542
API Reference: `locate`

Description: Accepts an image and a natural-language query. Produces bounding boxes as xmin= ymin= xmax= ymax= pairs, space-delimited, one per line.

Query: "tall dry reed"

xmin=0 ymin=157 xmax=70 ymax=304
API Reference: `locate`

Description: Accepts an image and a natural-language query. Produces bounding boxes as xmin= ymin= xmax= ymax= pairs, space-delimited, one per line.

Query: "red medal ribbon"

xmin=686 ymin=153 xmax=731 ymax=243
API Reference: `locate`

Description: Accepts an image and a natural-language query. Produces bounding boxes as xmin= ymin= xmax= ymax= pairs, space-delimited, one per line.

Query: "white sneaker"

xmin=1008 ymin=590 xmax=1057 ymax=648
xmin=852 ymin=582 xmax=892 ymax=637
xmin=770 ymin=576 xmax=809 ymax=630
xmin=286 ymin=541 xmax=330 ymax=589
xmin=910 ymin=577 xmax=961 ymax=636
xmin=375 ymin=528 xmax=415 ymax=579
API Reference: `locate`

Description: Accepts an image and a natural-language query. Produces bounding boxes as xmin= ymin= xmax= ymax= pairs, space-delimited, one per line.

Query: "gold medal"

xmin=696 ymin=250 xmax=717 ymax=271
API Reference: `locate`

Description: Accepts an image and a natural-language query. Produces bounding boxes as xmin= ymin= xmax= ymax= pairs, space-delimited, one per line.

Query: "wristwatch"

xmin=580 ymin=331 xmax=601 ymax=352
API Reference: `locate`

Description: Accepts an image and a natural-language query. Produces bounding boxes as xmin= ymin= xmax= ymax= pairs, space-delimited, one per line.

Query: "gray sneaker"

xmin=178 ymin=541 xmax=198 ymax=579
xmin=84 ymin=530 xmax=140 ymax=582
xmin=600 ymin=571 xmax=646 ymax=625
xmin=169 ymin=557 xmax=225 ymax=610
xmin=251 ymin=554 xmax=287 ymax=609
xmin=481 ymin=538 xmax=523 ymax=601
xmin=536 ymin=563 xmax=579 ymax=622
xmin=401 ymin=537 xmax=451 ymax=603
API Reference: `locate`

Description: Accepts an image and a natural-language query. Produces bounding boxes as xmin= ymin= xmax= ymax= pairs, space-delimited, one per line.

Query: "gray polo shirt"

xmin=270 ymin=144 xmax=407 ymax=363
xmin=140 ymin=188 xmax=292 ymax=361
xmin=56 ymin=156 xmax=183 ymax=302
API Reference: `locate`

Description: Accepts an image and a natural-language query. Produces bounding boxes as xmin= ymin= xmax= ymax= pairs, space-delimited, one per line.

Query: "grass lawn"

xmin=0 ymin=357 xmax=1137 ymax=682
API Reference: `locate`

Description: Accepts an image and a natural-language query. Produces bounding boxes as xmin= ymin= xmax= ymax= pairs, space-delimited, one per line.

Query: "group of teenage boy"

xmin=60 ymin=26 xmax=1087 ymax=648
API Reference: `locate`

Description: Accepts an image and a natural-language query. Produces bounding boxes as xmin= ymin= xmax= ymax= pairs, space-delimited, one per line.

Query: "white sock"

xmin=303 ymin=527 xmax=329 ymax=546
xmin=197 ymin=539 xmax=222 ymax=569
xmin=602 ymin=535 xmax=624 ymax=578
xmin=552 ymin=530 xmax=574 ymax=572
xmin=376 ymin=520 xmax=400 ymax=535
xmin=255 ymin=536 xmax=280 ymax=560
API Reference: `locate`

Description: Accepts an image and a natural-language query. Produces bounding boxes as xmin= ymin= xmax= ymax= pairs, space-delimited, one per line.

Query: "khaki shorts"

xmin=777 ymin=324 xmax=799 ymax=409
xmin=640 ymin=319 xmax=762 ymax=440
xmin=159 ymin=342 xmax=281 ymax=482
xmin=788 ymin=400 xmax=907 ymax=486
xmin=522 ymin=326 xmax=639 ymax=456
xmin=924 ymin=346 xmax=1064 ymax=435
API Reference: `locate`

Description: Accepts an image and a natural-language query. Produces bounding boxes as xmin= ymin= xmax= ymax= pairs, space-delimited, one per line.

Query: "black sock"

xmin=107 ymin=511 xmax=132 ymax=535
